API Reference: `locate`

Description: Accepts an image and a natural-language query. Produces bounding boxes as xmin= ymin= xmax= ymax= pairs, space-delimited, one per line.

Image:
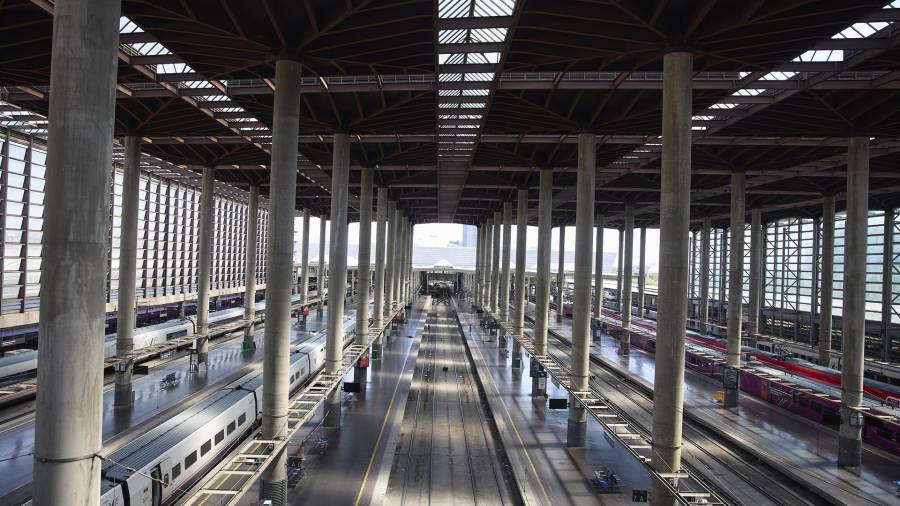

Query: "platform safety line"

xmin=459 ymin=312 xmax=553 ymax=505
xmin=353 ymin=298 xmax=429 ymax=506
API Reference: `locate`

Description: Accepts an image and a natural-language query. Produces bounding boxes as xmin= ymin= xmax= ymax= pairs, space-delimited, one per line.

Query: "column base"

xmin=651 ymin=479 xmax=679 ymax=506
xmin=260 ymin=447 xmax=287 ymax=504
xmin=260 ymin=479 xmax=287 ymax=506
xmin=566 ymin=402 xmax=587 ymax=447
xmin=243 ymin=322 xmax=257 ymax=350
xmin=113 ymin=380 xmax=134 ymax=409
xmin=372 ymin=341 xmax=383 ymax=360
xmin=324 ymin=389 xmax=342 ymax=429
xmin=723 ymin=387 xmax=739 ymax=408
xmin=354 ymin=365 xmax=367 ymax=385
xmin=531 ymin=376 xmax=546 ymax=397
xmin=618 ymin=332 xmax=630 ymax=356
xmin=838 ymin=435 xmax=862 ymax=468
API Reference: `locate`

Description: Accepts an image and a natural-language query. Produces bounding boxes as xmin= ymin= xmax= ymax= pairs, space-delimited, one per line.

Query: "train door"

xmin=150 ymin=458 xmax=172 ymax=506
xmin=150 ymin=464 xmax=164 ymax=506
xmin=760 ymin=378 xmax=769 ymax=402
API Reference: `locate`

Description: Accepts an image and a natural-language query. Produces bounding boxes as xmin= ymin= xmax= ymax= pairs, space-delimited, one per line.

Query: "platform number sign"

xmin=632 ymin=489 xmax=648 ymax=502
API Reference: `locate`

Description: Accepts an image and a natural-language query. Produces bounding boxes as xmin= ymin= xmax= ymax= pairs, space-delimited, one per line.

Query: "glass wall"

xmin=0 ymin=129 xmax=267 ymax=319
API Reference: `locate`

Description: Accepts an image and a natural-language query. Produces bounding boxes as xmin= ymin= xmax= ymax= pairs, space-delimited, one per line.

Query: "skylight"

xmin=433 ymin=0 xmax=516 ymax=175
xmin=116 ymin=16 xmax=271 ymax=147
xmin=438 ymin=0 xmax=514 ymax=18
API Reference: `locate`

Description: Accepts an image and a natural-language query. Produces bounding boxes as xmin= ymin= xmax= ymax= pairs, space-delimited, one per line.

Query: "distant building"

xmin=461 ymin=226 xmax=476 ymax=247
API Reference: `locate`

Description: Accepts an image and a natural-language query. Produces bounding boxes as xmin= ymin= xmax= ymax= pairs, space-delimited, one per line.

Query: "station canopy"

xmin=2 ymin=0 xmax=900 ymax=227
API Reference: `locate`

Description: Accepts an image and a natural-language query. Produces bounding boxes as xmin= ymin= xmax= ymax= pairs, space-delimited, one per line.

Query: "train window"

xmin=171 ymin=464 xmax=181 ymax=481
xmin=811 ymin=402 xmax=823 ymax=413
xmin=798 ymin=398 xmax=809 ymax=408
xmin=876 ymin=428 xmax=891 ymax=439
xmin=227 ymin=421 xmax=236 ymax=435
xmin=201 ymin=440 xmax=211 ymax=456
xmin=185 ymin=451 xmax=197 ymax=469
xmin=238 ymin=413 xmax=247 ymax=426
xmin=215 ymin=430 xmax=225 ymax=445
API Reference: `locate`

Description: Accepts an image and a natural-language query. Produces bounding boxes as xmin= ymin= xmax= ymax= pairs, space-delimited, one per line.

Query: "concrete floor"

xmin=285 ymin=299 xmax=427 ymax=506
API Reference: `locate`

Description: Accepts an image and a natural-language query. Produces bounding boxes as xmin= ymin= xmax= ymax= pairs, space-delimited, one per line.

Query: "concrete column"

xmin=33 ymin=1 xmax=120 ymax=501
xmin=357 ymin=167 xmax=373 ymax=346
xmin=724 ymin=171 xmax=746 ymax=408
xmin=651 ymin=51 xmax=692 ymax=502
xmin=839 ymin=136 xmax=869 ymax=468
xmin=882 ymin=209 xmax=893 ymax=362
xmin=475 ymin=225 xmax=482 ymax=307
xmin=327 ymin=132 xmax=351 ymax=375
xmin=616 ymin=229 xmax=624 ymax=311
xmin=260 ymin=58 xmax=302 ymax=503
xmin=399 ymin=220 xmax=406 ymax=304
xmin=619 ymin=204 xmax=634 ymax=356
xmin=699 ymin=218 xmax=711 ymax=328
xmin=404 ymin=221 xmax=411 ymax=301
xmin=513 ymin=189 xmax=528 ymax=365
xmin=398 ymin=218 xmax=407 ymax=305
xmin=114 ymin=136 xmax=140 ymax=408
xmin=472 ymin=225 xmax=484 ymax=307
xmin=718 ymin=228 xmax=728 ymax=322
xmin=484 ymin=217 xmax=493 ymax=308
xmin=568 ymin=133 xmax=595 ymax=447
xmin=384 ymin=201 xmax=396 ymax=318
xmin=500 ymin=202 xmax=512 ymax=320
xmin=637 ymin=226 xmax=646 ymax=318
xmin=727 ymin=172 xmax=745 ymax=369
xmin=318 ymin=217 xmax=327 ymax=313
xmin=748 ymin=208 xmax=763 ymax=339
xmin=300 ymin=209 xmax=311 ymax=306
xmin=491 ymin=211 xmax=501 ymax=313
xmin=394 ymin=211 xmax=409 ymax=309
xmin=409 ymin=221 xmax=416 ymax=299
xmin=374 ymin=187 xmax=388 ymax=330
xmin=324 ymin=133 xmax=351 ymax=433
xmin=533 ymin=168 xmax=553 ymax=395
xmin=594 ymin=215 xmax=605 ymax=320
xmin=243 ymin=185 xmax=260 ymax=349
xmin=819 ymin=196 xmax=835 ymax=365
xmin=195 ymin=166 xmax=215 ymax=364
xmin=396 ymin=213 xmax=405 ymax=310
xmin=557 ymin=225 xmax=566 ymax=321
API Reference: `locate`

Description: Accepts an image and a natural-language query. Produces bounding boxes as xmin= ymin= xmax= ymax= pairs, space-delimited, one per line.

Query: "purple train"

xmin=614 ymin=322 xmax=900 ymax=457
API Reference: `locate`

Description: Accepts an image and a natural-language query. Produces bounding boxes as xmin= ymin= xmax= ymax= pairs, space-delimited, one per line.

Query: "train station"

xmin=0 ymin=0 xmax=899 ymax=504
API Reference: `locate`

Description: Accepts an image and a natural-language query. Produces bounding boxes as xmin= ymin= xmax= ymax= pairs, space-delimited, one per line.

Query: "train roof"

xmin=99 ymin=386 xmax=250 ymax=491
xmin=0 ymin=350 xmax=37 ymax=366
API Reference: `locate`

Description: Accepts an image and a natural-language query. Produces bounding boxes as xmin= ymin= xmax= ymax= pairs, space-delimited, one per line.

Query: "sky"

xmin=295 ymin=218 xmax=661 ymax=273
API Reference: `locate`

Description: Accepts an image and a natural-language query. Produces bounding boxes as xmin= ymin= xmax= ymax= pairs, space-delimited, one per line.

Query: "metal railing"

xmin=181 ymin=301 xmax=406 ymax=506
xmin=482 ymin=307 xmax=726 ymax=505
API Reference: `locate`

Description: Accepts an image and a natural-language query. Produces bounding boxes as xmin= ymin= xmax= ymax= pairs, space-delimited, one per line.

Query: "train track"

xmin=386 ymin=296 xmax=520 ymax=505
xmin=524 ymin=314 xmax=825 ymax=506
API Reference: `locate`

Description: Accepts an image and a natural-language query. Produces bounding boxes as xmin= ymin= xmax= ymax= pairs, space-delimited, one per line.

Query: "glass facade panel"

xmin=0 ymin=130 xmax=267 ymax=317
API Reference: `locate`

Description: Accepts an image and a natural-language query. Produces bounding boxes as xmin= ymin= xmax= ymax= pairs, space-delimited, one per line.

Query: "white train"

xmin=98 ymin=316 xmax=356 ymax=506
xmin=0 ymin=295 xmax=304 ymax=381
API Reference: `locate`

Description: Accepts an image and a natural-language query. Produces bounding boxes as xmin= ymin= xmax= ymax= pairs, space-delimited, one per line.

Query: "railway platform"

xmin=525 ymin=302 xmax=900 ymax=505
xmin=0 ymin=307 xmax=346 ymax=505
xmin=458 ymin=307 xmax=651 ymax=505
xmin=284 ymin=298 xmax=428 ymax=506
